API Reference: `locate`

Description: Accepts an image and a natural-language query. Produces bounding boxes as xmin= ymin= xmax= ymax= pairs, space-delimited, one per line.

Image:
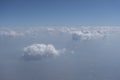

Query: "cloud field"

xmin=0 ymin=26 xmax=120 ymax=60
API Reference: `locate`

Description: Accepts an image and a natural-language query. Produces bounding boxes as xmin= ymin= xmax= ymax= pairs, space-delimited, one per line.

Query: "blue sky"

xmin=0 ymin=0 xmax=120 ymax=27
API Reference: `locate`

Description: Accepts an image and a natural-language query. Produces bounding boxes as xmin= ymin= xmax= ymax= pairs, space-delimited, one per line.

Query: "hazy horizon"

xmin=1 ymin=0 xmax=120 ymax=80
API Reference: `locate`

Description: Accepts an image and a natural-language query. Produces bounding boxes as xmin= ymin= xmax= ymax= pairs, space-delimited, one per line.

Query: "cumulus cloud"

xmin=22 ymin=44 xmax=66 ymax=60
xmin=70 ymin=30 xmax=106 ymax=41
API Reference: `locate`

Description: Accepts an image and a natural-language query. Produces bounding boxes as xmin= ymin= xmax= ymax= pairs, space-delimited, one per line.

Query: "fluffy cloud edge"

xmin=22 ymin=44 xmax=66 ymax=60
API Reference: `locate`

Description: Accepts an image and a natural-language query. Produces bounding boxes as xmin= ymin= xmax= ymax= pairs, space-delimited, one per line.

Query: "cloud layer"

xmin=0 ymin=26 xmax=119 ymax=40
xmin=22 ymin=44 xmax=65 ymax=60
xmin=0 ymin=29 xmax=24 ymax=38
xmin=1 ymin=26 xmax=120 ymax=61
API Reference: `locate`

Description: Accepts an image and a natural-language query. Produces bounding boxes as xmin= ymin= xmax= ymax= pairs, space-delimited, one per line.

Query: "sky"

xmin=1 ymin=0 xmax=120 ymax=27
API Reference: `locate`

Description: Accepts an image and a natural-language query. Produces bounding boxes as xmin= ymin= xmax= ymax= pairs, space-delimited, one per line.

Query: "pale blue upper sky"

xmin=1 ymin=0 xmax=120 ymax=27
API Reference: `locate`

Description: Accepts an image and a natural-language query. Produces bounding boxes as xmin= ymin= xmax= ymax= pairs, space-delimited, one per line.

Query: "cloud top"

xmin=70 ymin=30 xmax=105 ymax=41
xmin=22 ymin=44 xmax=65 ymax=60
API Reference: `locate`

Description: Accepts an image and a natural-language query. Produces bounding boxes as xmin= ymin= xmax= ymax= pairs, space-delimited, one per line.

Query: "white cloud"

xmin=0 ymin=29 xmax=24 ymax=38
xmin=44 ymin=27 xmax=117 ymax=41
xmin=70 ymin=30 xmax=106 ymax=41
xmin=0 ymin=26 xmax=120 ymax=40
xmin=22 ymin=44 xmax=66 ymax=60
